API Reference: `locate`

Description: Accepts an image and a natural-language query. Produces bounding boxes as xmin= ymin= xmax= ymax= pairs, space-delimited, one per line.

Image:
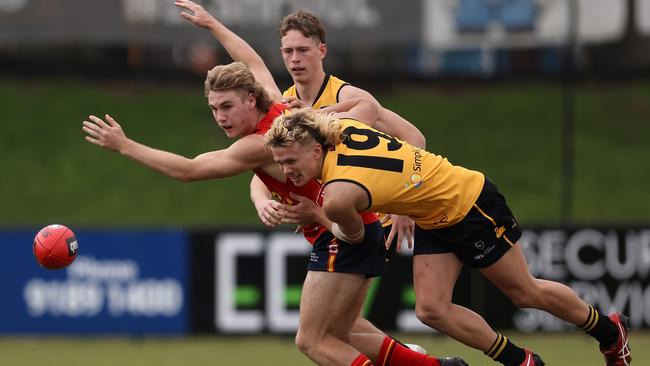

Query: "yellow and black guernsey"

xmin=321 ymin=119 xmax=485 ymax=229
xmin=283 ymin=74 xmax=349 ymax=109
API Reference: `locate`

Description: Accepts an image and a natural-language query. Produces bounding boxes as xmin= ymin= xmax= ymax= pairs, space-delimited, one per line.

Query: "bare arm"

xmin=321 ymin=182 xmax=369 ymax=244
xmin=250 ymin=175 xmax=285 ymax=227
xmin=325 ymin=97 xmax=380 ymax=130
xmin=82 ymin=114 xmax=270 ymax=182
xmin=339 ymin=86 xmax=426 ymax=148
xmin=175 ymin=0 xmax=282 ymax=102
xmin=338 ymin=86 xmax=423 ymax=251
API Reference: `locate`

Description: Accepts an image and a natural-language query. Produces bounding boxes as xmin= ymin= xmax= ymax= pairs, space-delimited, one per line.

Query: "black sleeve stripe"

xmin=336 ymin=83 xmax=351 ymax=102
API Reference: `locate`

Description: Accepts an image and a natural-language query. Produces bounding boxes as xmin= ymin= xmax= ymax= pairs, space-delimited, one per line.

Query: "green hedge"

xmin=2 ymin=79 xmax=648 ymax=227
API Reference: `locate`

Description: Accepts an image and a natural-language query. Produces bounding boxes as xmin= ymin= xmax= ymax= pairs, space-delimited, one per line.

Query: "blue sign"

xmin=0 ymin=229 xmax=188 ymax=334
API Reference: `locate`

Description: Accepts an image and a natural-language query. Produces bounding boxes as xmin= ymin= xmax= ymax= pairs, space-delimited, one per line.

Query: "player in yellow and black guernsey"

xmin=283 ymin=66 xmax=403 ymax=247
xmin=266 ymin=107 xmax=631 ymax=366
xmin=284 ymin=72 xmax=407 ymax=253
xmin=276 ymin=10 xmax=426 ymax=252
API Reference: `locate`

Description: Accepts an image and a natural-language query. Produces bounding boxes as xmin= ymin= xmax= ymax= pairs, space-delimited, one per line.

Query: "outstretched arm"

xmin=339 ymin=86 xmax=426 ymax=149
xmin=82 ymin=114 xmax=270 ymax=182
xmin=323 ymin=97 xmax=380 ymax=130
xmin=175 ymin=0 xmax=282 ymax=102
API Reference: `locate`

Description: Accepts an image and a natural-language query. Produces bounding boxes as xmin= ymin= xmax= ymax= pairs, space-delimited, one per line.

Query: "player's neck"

xmin=295 ymin=70 xmax=327 ymax=106
xmin=253 ymin=109 xmax=268 ymax=126
xmin=241 ymin=109 xmax=266 ymax=137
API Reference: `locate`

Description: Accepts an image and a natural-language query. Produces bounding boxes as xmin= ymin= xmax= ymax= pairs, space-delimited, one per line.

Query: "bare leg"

xmin=295 ymin=270 xmax=371 ymax=366
xmin=413 ymin=252 xmax=499 ymax=352
xmin=352 ymin=316 xmax=385 ymax=335
xmin=347 ymin=278 xmax=387 ymax=362
xmin=481 ymin=243 xmax=590 ymax=325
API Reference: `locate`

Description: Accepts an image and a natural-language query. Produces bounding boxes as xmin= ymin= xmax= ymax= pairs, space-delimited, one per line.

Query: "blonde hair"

xmin=278 ymin=10 xmax=326 ymax=43
xmin=265 ymin=107 xmax=342 ymax=149
xmin=204 ymin=61 xmax=273 ymax=112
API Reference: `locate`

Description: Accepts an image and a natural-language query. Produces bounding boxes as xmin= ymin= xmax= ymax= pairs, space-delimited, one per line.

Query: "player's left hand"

xmin=175 ymin=0 xmax=217 ymax=29
xmin=385 ymin=214 xmax=414 ymax=252
xmin=281 ymin=96 xmax=308 ymax=109
xmin=280 ymin=192 xmax=321 ymax=225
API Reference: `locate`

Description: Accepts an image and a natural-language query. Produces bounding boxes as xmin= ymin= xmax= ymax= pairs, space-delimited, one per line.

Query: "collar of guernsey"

xmin=252 ymin=103 xmax=377 ymax=244
xmin=253 ymin=103 xmax=289 ymax=135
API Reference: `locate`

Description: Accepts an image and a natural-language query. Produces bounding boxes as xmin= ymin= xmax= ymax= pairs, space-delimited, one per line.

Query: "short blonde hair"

xmin=204 ymin=61 xmax=273 ymax=112
xmin=265 ymin=107 xmax=342 ymax=149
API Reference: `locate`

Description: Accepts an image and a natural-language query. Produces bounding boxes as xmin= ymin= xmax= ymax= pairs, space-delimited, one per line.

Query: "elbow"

xmin=321 ymin=201 xmax=337 ymax=222
xmin=175 ymin=167 xmax=203 ymax=183
xmin=322 ymin=200 xmax=347 ymax=223
xmin=403 ymin=127 xmax=426 ymax=149
xmin=416 ymin=132 xmax=426 ymax=149
xmin=175 ymin=173 xmax=194 ymax=183
xmin=370 ymin=100 xmax=381 ymax=122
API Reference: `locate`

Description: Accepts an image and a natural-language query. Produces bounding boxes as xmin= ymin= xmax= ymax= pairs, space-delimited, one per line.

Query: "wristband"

xmin=330 ymin=223 xmax=365 ymax=244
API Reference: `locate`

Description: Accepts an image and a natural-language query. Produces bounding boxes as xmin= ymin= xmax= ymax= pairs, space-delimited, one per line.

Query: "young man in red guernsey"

xmin=82 ymin=60 xmax=465 ymax=366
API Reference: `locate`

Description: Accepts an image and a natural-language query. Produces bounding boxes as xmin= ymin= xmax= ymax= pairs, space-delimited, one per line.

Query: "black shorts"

xmin=413 ymin=178 xmax=522 ymax=268
xmin=308 ymin=221 xmax=387 ymax=277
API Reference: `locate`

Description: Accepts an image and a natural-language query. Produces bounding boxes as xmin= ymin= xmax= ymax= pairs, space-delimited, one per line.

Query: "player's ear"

xmin=319 ymin=42 xmax=327 ymax=59
xmin=247 ymin=92 xmax=256 ymax=110
xmin=313 ymin=142 xmax=324 ymax=158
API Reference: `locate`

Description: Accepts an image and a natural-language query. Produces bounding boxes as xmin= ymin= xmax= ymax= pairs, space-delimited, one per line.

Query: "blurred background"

xmin=1 ymin=0 xmax=649 ymax=365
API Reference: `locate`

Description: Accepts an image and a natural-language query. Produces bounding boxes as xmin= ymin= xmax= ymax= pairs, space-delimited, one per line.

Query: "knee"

xmin=295 ymin=329 xmax=317 ymax=358
xmin=415 ymin=299 xmax=452 ymax=325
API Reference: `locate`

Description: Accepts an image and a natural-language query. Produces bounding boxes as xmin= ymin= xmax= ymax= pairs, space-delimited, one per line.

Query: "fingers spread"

xmin=104 ymin=114 xmax=118 ymax=127
xmin=84 ymin=136 xmax=100 ymax=145
xmin=82 ymin=125 xmax=99 ymax=137
xmin=88 ymin=115 xmax=109 ymax=129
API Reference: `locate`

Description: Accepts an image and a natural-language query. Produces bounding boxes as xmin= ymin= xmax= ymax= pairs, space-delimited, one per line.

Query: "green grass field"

xmin=1 ymin=79 xmax=649 ymax=227
xmin=1 ymin=332 xmax=648 ymax=365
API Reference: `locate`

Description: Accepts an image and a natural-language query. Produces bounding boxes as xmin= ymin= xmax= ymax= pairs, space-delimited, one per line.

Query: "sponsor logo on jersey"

xmin=410 ymin=173 xmax=423 ymax=188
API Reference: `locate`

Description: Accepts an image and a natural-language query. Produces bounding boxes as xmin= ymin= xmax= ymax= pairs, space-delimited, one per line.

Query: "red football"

xmin=33 ymin=224 xmax=78 ymax=269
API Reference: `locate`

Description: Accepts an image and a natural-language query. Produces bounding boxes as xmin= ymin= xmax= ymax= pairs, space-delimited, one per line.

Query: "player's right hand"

xmin=82 ymin=114 xmax=128 ymax=152
xmin=175 ymin=0 xmax=217 ymax=29
xmin=254 ymin=199 xmax=285 ymax=227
